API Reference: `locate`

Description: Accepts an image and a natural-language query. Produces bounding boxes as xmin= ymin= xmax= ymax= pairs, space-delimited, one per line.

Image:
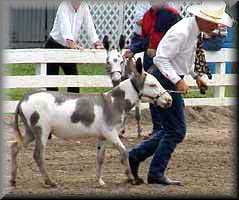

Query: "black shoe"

xmin=128 ymin=156 xmax=140 ymax=179
xmin=48 ymin=133 xmax=52 ymax=140
xmin=147 ymin=175 xmax=183 ymax=186
xmin=126 ymin=157 xmax=144 ymax=185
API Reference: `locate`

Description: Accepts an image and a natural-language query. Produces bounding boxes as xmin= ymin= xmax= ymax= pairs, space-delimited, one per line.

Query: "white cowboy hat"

xmin=187 ymin=1 xmax=233 ymax=27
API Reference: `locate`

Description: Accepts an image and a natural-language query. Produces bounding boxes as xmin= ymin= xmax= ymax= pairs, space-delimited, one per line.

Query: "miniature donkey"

xmin=103 ymin=35 xmax=143 ymax=137
xmin=10 ymin=58 xmax=172 ymax=188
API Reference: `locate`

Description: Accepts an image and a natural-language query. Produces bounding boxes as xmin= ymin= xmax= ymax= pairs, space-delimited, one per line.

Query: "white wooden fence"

xmin=2 ymin=48 xmax=237 ymax=113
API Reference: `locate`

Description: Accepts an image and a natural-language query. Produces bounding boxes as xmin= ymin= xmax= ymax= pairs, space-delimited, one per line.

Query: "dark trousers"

xmin=128 ymin=67 xmax=186 ymax=178
xmin=44 ymin=37 xmax=79 ymax=93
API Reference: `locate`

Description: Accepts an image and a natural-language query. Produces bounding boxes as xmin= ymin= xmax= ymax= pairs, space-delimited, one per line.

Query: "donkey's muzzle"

xmin=156 ymin=94 xmax=173 ymax=108
xmin=165 ymin=98 xmax=172 ymax=108
xmin=112 ymin=80 xmax=121 ymax=87
xmin=111 ymin=72 xmax=122 ymax=86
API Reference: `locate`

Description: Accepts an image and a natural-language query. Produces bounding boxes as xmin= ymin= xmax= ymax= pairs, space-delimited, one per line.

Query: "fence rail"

xmin=2 ymin=48 xmax=237 ymax=113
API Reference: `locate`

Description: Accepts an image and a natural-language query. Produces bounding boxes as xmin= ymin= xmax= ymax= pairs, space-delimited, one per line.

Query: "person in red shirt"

xmin=124 ymin=3 xmax=182 ymax=138
xmin=125 ymin=3 xmax=181 ymax=69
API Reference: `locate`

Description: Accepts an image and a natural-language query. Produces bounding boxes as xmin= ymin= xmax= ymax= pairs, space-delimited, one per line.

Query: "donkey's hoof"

xmin=45 ymin=180 xmax=57 ymax=188
xmin=119 ymin=134 xmax=127 ymax=139
xmin=129 ymin=177 xmax=144 ymax=185
xmin=125 ymin=178 xmax=134 ymax=184
xmin=10 ymin=180 xmax=16 ymax=187
xmin=137 ymin=127 xmax=143 ymax=133
xmin=98 ymin=178 xmax=106 ymax=186
xmin=134 ymin=177 xmax=144 ymax=185
xmin=137 ymin=128 xmax=143 ymax=137
xmin=120 ymin=129 xmax=125 ymax=135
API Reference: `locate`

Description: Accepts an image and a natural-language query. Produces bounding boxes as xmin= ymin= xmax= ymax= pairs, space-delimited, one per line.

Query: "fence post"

xmin=36 ymin=63 xmax=47 ymax=75
xmin=214 ymin=62 xmax=226 ymax=98
xmin=36 ymin=63 xmax=47 ymax=90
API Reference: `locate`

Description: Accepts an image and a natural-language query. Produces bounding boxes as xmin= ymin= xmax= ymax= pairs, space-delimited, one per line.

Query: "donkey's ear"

xmin=136 ymin=57 xmax=143 ymax=75
xmin=119 ymin=35 xmax=126 ymax=50
xmin=103 ymin=35 xmax=110 ymax=51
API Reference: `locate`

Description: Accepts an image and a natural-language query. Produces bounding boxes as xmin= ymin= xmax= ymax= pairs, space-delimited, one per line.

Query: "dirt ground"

xmin=1 ymin=106 xmax=237 ymax=198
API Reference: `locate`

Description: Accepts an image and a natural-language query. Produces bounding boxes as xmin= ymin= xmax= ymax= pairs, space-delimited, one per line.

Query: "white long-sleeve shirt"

xmin=153 ymin=17 xmax=200 ymax=84
xmin=50 ymin=1 xmax=99 ymax=47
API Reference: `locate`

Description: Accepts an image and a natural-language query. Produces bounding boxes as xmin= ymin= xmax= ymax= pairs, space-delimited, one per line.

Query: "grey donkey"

xmin=10 ymin=58 xmax=172 ymax=188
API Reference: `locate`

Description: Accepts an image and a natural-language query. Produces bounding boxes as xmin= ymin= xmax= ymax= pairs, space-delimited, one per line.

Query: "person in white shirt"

xmin=128 ymin=1 xmax=233 ymax=186
xmin=45 ymin=0 xmax=103 ymax=93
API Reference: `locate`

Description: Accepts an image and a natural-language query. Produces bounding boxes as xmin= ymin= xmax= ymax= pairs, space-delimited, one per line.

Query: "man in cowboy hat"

xmin=128 ymin=0 xmax=233 ymax=185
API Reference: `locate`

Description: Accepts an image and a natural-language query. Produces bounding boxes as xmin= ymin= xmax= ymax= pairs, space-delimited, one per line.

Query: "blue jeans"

xmin=143 ymin=53 xmax=154 ymax=72
xmin=128 ymin=67 xmax=186 ymax=178
xmin=149 ymin=66 xmax=185 ymax=133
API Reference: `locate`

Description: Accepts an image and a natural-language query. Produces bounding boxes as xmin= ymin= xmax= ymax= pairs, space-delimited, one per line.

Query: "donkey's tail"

xmin=14 ymin=101 xmax=24 ymax=144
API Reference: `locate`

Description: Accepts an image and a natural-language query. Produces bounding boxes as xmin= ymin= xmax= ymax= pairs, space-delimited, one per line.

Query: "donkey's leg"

xmin=108 ymin=133 xmax=134 ymax=182
xmin=33 ymin=126 xmax=56 ymax=187
xmin=96 ymin=138 xmax=106 ymax=186
xmin=10 ymin=142 xmax=20 ymax=187
xmin=120 ymin=114 xmax=128 ymax=138
xmin=10 ymin=127 xmax=34 ymax=187
xmin=135 ymin=104 xmax=142 ymax=138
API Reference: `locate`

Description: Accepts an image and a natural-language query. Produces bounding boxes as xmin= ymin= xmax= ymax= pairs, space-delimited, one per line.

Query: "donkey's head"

xmin=130 ymin=58 xmax=172 ymax=108
xmin=103 ymin=35 xmax=127 ymax=87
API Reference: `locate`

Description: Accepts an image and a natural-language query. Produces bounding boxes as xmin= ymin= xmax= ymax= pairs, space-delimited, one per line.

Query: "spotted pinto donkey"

xmin=10 ymin=58 xmax=172 ymax=188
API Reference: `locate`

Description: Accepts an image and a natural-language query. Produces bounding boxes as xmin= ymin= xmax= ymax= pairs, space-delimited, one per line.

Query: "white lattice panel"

xmin=80 ymin=0 xmax=205 ymax=48
xmin=77 ymin=1 xmax=121 ymax=48
xmin=8 ymin=0 xmax=212 ymax=48
xmin=11 ymin=0 xmax=205 ymax=48
xmin=122 ymin=0 xmax=137 ymax=47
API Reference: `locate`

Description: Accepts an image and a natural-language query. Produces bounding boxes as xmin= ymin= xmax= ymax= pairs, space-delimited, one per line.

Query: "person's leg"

xmin=141 ymin=55 xmax=160 ymax=138
xmin=46 ymin=62 xmax=59 ymax=139
xmin=146 ymin=66 xmax=163 ymax=137
xmin=61 ymin=63 xmax=80 ymax=93
xmin=45 ymin=37 xmax=63 ymax=92
xmin=128 ymin=129 xmax=165 ymax=179
xmin=46 ymin=63 xmax=60 ymax=91
xmin=147 ymin=88 xmax=186 ymax=185
xmin=149 ymin=104 xmax=161 ymax=133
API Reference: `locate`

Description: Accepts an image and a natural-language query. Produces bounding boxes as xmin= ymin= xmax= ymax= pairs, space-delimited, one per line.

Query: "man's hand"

xmin=94 ymin=40 xmax=104 ymax=49
xmin=66 ymin=39 xmax=83 ymax=49
xmin=147 ymin=48 xmax=156 ymax=58
xmin=136 ymin=19 xmax=143 ymax=26
xmin=176 ymin=79 xmax=189 ymax=94
xmin=196 ymin=76 xmax=208 ymax=94
xmin=123 ymin=49 xmax=134 ymax=59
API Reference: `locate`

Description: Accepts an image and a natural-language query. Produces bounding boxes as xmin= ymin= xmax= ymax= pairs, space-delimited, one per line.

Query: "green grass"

xmin=3 ymin=63 xmax=110 ymax=100
xmin=3 ymin=63 xmax=106 ymax=76
xmin=3 ymin=63 xmax=237 ymax=100
xmin=184 ymin=87 xmax=214 ymax=98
